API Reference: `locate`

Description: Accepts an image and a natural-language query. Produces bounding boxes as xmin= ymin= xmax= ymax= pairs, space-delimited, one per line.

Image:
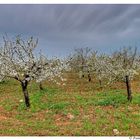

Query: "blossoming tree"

xmin=0 ymin=36 xmax=65 ymax=107
xmin=109 ymin=47 xmax=140 ymax=101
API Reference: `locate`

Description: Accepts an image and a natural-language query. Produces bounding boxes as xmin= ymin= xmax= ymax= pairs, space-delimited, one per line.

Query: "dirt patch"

xmin=0 ymin=106 xmax=8 ymax=120
xmin=101 ymin=105 xmax=114 ymax=110
xmin=56 ymin=121 xmax=81 ymax=127
xmin=33 ymin=109 xmax=49 ymax=120
xmin=0 ymin=115 xmax=7 ymax=120
xmin=54 ymin=113 xmax=81 ymax=127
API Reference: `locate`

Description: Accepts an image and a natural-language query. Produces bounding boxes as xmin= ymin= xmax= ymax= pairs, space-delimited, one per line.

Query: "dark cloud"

xmin=0 ymin=4 xmax=140 ymax=57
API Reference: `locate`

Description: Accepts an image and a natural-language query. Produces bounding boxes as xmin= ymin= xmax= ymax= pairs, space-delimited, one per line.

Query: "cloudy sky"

xmin=0 ymin=4 xmax=140 ymax=57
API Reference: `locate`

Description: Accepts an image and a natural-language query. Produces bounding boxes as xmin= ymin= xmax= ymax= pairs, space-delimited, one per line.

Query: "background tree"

xmin=35 ymin=56 xmax=67 ymax=90
xmin=68 ymin=47 xmax=92 ymax=81
xmin=88 ymin=52 xmax=112 ymax=87
xmin=109 ymin=47 xmax=140 ymax=101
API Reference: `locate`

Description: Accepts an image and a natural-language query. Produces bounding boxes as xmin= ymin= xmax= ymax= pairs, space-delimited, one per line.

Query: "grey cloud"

xmin=0 ymin=4 xmax=140 ymax=57
xmin=0 ymin=5 xmax=132 ymax=33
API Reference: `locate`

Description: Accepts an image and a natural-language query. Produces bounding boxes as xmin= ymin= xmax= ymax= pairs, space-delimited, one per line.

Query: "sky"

xmin=0 ymin=4 xmax=140 ymax=58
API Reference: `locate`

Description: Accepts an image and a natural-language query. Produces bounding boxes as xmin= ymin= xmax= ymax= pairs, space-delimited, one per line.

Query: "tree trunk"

xmin=21 ymin=80 xmax=30 ymax=108
xmin=99 ymin=79 xmax=102 ymax=87
xmin=125 ymin=75 xmax=132 ymax=102
xmin=39 ymin=82 xmax=43 ymax=90
xmin=88 ymin=71 xmax=91 ymax=82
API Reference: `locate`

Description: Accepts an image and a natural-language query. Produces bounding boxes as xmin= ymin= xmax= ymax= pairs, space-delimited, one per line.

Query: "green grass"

xmin=74 ymin=89 xmax=130 ymax=107
xmin=1 ymin=77 xmax=140 ymax=136
xmin=18 ymin=87 xmax=70 ymax=113
xmin=94 ymin=90 xmax=127 ymax=107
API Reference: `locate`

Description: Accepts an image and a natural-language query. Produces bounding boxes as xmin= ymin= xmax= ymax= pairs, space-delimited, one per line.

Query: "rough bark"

xmin=39 ymin=82 xmax=44 ymax=90
xmin=99 ymin=79 xmax=102 ymax=87
xmin=88 ymin=71 xmax=91 ymax=82
xmin=21 ymin=80 xmax=30 ymax=107
xmin=125 ymin=75 xmax=132 ymax=102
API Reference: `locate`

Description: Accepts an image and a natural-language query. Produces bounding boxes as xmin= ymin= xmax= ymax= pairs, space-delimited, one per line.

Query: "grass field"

xmin=0 ymin=72 xmax=140 ymax=136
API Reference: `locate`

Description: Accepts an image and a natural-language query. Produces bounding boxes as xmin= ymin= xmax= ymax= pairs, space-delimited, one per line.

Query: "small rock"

xmin=113 ymin=129 xmax=119 ymax=135
xmin=67 ymin=113 xmax=74 ymax=120
xmin=84 ymin=115 xmax=90 ymax=119
xmin=19 ymin=99 xmax=23 ymax=103
xmin=62 ymin=83 xmax=66 ymax=86
xmin=128 ymin=106 xmax=133 ymax=111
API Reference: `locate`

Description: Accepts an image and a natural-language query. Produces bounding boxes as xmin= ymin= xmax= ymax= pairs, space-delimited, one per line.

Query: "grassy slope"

xmin=0 ymin=72 xmax=140 ymax=136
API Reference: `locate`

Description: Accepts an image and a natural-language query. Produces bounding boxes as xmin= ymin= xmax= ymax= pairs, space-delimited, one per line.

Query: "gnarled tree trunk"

xmin=125 ymin=75 xmax=132 ymax=102
xmin=39 ymin=82 xmax=43 ymax=90
xmin=21 ymin=80 xmax=30 ymax=107
xmin=88 ymin=71 xmax=91 ymax=82
xmin=99 ymin=79 xmax=102 ymax=87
